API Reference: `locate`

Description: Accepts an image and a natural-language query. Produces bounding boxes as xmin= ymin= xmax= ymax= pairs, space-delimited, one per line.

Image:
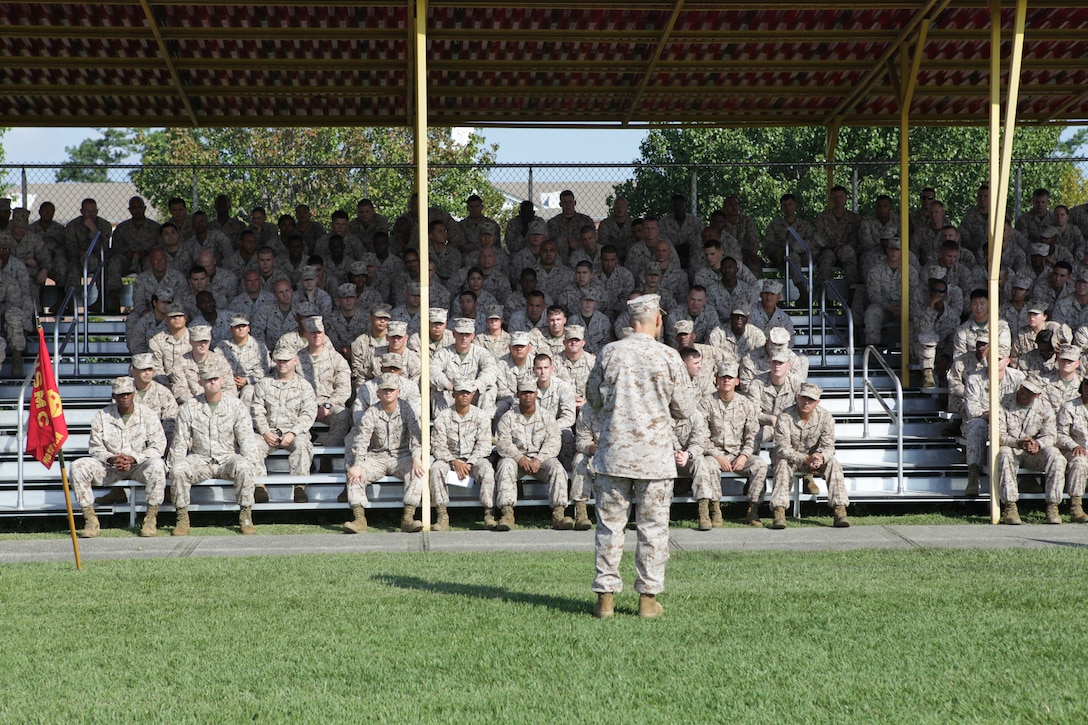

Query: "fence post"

xmin=21 ymin=166 xmax=28 ymax=208
xmin=361 ymin=165 xmax=369 ymax=197
xmin=191 ymin=168 xmax=199 ymax=212
xmin=527 ymin=165 xmax=534 ymax=208
xmin=851 ymin=167 xmax=859 ymax=213
xmin=690 ymin=169 xmax=698 ymax=214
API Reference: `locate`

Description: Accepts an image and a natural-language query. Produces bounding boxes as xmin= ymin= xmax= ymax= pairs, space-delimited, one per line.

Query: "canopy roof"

xmin=3 ymin=1 xmax=1087 ymax=128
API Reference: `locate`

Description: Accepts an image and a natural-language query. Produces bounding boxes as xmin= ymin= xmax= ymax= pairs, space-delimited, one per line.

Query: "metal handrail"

xmin=81 ymin=231 xmax=104 ymax=355
xmin=819 ymin=280 xmax=855 ymax=412
xmin=862 ymin=345 xmax=905 ymax=495
xmin=785 ymin=227 xmax=815 ymax=318
xmin=52 ymin=286 xmax=80 ymax=377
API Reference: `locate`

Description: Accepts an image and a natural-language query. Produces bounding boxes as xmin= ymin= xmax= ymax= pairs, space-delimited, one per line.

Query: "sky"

xmin=0 ymin=126 xmax=649 ymax=166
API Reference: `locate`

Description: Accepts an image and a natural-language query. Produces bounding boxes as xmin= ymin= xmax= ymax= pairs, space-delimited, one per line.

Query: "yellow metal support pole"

xmin=825 ymin=120 xmax=840 ymax=194
xmin=899 ymin=24 xmax=928 ymax=385
xmin=414 ymin=0 xmax=432 ymax=531
xmin=987 ymin=0 xmax=1027 ymax=524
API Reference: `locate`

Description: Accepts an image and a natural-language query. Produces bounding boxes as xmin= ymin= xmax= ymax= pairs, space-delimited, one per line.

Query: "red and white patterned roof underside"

xmin=2 ymin=2 xmax=1087 ymax=127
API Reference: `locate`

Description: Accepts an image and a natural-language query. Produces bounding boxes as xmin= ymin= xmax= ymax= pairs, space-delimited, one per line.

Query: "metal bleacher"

xmin=0 ymin=274 xmax=1001 ymax=526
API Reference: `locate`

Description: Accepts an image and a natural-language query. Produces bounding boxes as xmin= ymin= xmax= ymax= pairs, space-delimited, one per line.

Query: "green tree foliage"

xmin=55 ymin=128 xmax=135 ymax=183
xmin=614 ymin=126 xmax=1067 ymax=230
xmin=128 ymin=127 xmax=503 ymax=227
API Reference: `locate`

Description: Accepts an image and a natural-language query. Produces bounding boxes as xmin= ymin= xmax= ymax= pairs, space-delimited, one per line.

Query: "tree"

xmin=55 ymin=128 xmax=135 ymax=182
xmin=129 ymin=127 xmax=505 ymax=227
xmin=613 ymin=126 xmax=1067 ymax=232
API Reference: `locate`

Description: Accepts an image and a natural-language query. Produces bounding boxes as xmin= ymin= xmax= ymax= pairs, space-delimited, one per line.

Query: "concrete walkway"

xmin=2 ymin=524 xmax=1087 ymax=564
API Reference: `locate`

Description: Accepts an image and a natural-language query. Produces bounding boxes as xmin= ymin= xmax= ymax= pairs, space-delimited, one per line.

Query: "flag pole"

xmin=57 ymin=450 xmax=82 ymax=571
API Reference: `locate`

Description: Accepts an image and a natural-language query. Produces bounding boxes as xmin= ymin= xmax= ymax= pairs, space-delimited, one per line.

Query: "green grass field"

xmin=2 ymin=547 xmax=1086 ymax=722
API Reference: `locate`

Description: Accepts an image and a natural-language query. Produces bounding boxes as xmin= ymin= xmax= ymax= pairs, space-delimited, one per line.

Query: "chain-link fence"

xmin=3 ymin=159 xmax=1087 ymax=236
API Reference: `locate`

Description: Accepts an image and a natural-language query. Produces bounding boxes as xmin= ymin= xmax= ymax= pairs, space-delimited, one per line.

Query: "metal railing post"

xmin=1014 ymin=163 xmax=1022 ymax=219
xmin=819 ymin=280 xmax=855 ymax=411
xmin=690 ymin=170 xmax=698 ymax=214
xmin=191 ymin=168 xmax=200 ymax=214
xmin=862 ymin=345 xmax=905 ymax=495
xmin=21 ymin=166 xmax=28 ymax=208
xmin=527 ymin=165 xmax=534 ymax=208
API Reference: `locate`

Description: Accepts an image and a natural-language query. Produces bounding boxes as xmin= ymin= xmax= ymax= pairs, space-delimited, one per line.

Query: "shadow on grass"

xmin=1023 ymin=538 xmax=1088 ymax=548
xmin=372 ymin=574 xmax=589 ymax=615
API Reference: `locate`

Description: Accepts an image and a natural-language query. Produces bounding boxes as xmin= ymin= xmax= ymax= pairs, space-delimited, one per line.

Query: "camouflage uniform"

xmin=703 ymin=392 xmax=767 ymax=503
xmin=168 ymin=394 xmax=258 ymax=508
xmin=708 ymin=323 xmax=766 ymax=363
xmin=1057 ymin=397 xmax=1088 ymax=499
xmin=129 ymin=310 xmax=168 ymax=354
xmin=748 ymin=303 xmax=795 ymax=338
xmin=671 ymin=406 xmax=719 ymax=501
xmin=811 ymin=209 xmax=860 ymax=288
xmin=170 ymin=350 xmax=239 ymax=404
xmin=570 ymin=405 xmax=602 ymax=504
xmin=667 ymin=304 xmax=718 ymax=344
xmin=739 ymin=348 xmax=808 ymax=395
xmin=771 ymin=403 xmax=847 ymax=510
xmin=996 ymin=392 xmax=1065 ymax=504
xmin=857 ymin=214 xmax=899 ymax=277
xmin=430 ymin=403 xmax=499 ymax=507
xmin=430 ymin=345 xmax=498 ymax=417
xmin=346 ymin=399 xmax=423 ymax=506
xmin=252 ymin=303 xmax=300 ymax=350
xmin=745 ymin=373 xmax=804 ymax=451
xmin=1049 ymin=295 xmax=1088 ymax=331
xmin=219 ymin=336 xmax=271 ymax=389
xmin=495 ymin=405 xmax=566 ymax=508
xmin=352 ymin=372 xmax=422 ymax=423
xmin=962 ymin=367 xmax=1026 ymax=469
xmin=63 ymin=215 xmax=112 ymax=288
xmin=586 ymin=329 xmax=694 ymax=596
xmin=953 ymin=319 xmax=1012 ymax=358
xmin=947 ymin=350 xmax=984 ymax=417
xmin=555 ymin=350 xmax=597 ymax=399
xmin=135 ymin=379 xmax=179 ymax=443
xmin=764 ymin=216 xmax=816 ymax=267
xmin=575 ymin=311 xmax=614 ymax=355
xmin=71 ymin=402 xmax=168 ymax=509
xmin=108 ymin=219 xmax=160 ymax=291
xmin=149 ymin=330 xmax=190 ymax=386
xmin=298 ymin=344 xmax=353 ymax=445
xmin=547 ymin=212 xmax=594 ymax=261
xmin=596 ymin=214 xmax=635 ymax=262
xmin=864 ymin=260 xmax=916 ymax=346
xmin=0 ymin=275 xmax=26 ymax=353
xmin=250 ymin=374 xmax=317 ymax=476
xmin=474 ymin=330 xmax=512 ymax=361
xmin=593 ymin=266 xmax=636 ymax=319
xmin=349 ymin=330 xmax=389 ymax=382
xmin=535 ymin=376 xmax=578 ymax=466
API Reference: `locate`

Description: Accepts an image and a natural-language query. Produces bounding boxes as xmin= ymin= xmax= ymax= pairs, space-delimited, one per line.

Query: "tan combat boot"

xmin=709 ymin=499 xmax=724 ymax=528
xmin=239 ymin=506 xmax=257 ymax=535
xmin=482 ymin=508 xmax=497 ymax=529
xmin=79 ymin=506 xmax=100 ymax=538
xmin=139 ymin=506 xmax=158 ymax=537
xmin=1070 ymin=496 xmax=1088 ymax=524
xmin=833 ymin=505 xmax=850 ymax=528
xmin=1001 ymin=501 xmax=1022 ymax=525
xmin=495 ymin=505 xmax=516 ymax=531
xmin=921 ymin=368 xmax=936 ymax=390
xmin=293 ymin=485 xmax=308 ymax=503
xmin=95 ymin=487 xmax=128 ymax=505
xmin=401 ymin=505 xmax=423 ymax=533
xmin=433 ymin=505 xmax=450 ymax=532
xmin=574 ymin=501 xmax=593 ymax=531
xmin=552 ymin=506 xmax=575 ymax=530
xmin=1045 ymin=503 xmax=1062 ymax=525
xmin=745 ymin=503 xmax=763 ymax=528
xmin=696 ymin=499 xmax=712 ymax=531
xmin=771 ymin=506 xmax=787 ymax=530
xmin=965 ymin=465 xmax=981 ymax=497
xmin=593 ymin=592 xmax=615 ymax=619
xmin=638 ymin=593 xmax=664 ymax=619
xmin=253 ymin=485 xmax=269 ymax=504
xmin=343 ymin=505 xmax=368 ymax=534
xmin=172 ymin=507 xmax=190 ymax=536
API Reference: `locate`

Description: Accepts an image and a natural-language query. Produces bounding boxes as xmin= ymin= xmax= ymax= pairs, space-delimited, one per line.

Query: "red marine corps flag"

xmin=25 ymin=326 xmax=81 ymax=569
xmin=26 ymin=327 xmax=68 ymax=467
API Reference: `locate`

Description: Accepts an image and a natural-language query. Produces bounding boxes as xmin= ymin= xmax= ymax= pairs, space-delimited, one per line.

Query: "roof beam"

xmin=623 ymin=0 xmax=684 ymax=125
xmin=824 ymin=0 xmax=951 ymax=125
xmin=137 ymin=0 xmax=198 ymax=126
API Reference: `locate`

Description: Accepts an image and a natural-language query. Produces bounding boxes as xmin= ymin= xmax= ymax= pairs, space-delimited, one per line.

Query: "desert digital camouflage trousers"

xmin=171 ymin=454 xmax=256 ymax=508
xmin=347 ymin=451 xmax=420 ymax=506
xmin=429 ymin=459 xmax=498 ymax=507
xmin=71 ymin=456 xmax=167 ymax=508
xmin=592 ymin=475 xmax=673 ymax=596
xmin=997 ymin=446 xmax=1066 ymax=504
xmin=770 ymin=456 xmax=848 ymax=510
xmin=496 ymin=457 xmax=568 ymax=508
